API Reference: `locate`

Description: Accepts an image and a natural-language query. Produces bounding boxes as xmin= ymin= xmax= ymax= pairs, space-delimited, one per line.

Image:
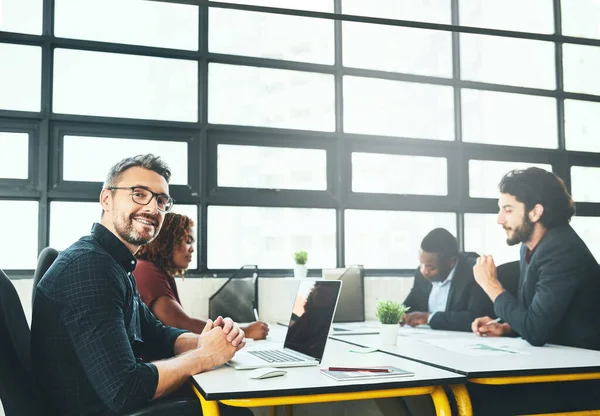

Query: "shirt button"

xmin=131 ymin=260 xmax=135 ymax=265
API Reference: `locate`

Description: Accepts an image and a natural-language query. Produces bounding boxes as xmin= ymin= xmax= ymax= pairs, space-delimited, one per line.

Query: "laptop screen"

xmin=283 ymin=280 xmax=342 ymax=361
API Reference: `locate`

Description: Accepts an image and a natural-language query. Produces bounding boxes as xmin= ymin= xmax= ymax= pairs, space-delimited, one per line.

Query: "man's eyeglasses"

xmin=107 ymin=186 xmax=174 ymax=213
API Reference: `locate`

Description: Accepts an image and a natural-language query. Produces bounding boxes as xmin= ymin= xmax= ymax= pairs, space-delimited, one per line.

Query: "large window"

xmin=352 ymin=153 xmax=447 ymax=196
xmin=207 ymin=206 xmax=336 ymax=269
xmin=62 ymin=135 xmax=188 ymax=184
xmin=343 ymin=76 xmax=454 ymax=140
xmin=0 ymin=132 xmax=29 ymax=179
xmin=345 ymin=210 xmax=456 ymax=269
xmin=208 ymin=64 xmax=335 ymax=131
xmin=217 ymin=144 xmax=327 ymax=190
xmin=55 ymin=0 xmax=199 ymax=50
xmin=0 ymin=201 xmax=39 ymax=269
xmin=1 ymin=0 xmax=599 ymax=276
xmin=53 ymin=49 xmax=198 ymax=122
xmin=0 ymin=44 xmax=42 ymax=112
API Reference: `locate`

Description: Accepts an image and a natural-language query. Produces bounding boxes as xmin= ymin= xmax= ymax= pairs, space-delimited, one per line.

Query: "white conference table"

xmin=190 ymin=328 xmax=464 ymax=416
xmin=332 ymin=325 xmax=600 ymax=415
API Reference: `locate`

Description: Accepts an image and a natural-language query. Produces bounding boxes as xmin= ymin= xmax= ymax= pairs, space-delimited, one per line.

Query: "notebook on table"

xmin=227 ymin=280 xmax=342 ymax=370
xmin=320 ymin=366 xmax=414 ymax=381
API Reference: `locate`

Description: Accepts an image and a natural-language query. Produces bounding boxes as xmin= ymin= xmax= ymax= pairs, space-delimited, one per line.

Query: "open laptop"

xmin=228 ymin=280 xmax=342 ymax=370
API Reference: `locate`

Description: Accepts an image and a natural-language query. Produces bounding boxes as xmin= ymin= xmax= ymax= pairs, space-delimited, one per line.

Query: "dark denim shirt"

xmin=32 ymin=223 xmax=187 ymax=416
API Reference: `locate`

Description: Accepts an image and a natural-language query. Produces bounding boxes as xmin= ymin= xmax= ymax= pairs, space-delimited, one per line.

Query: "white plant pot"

xmin=379 ymin=323 xmax=399 ymax=346
xmin=294 ymin=264 xmax=308 ymax=278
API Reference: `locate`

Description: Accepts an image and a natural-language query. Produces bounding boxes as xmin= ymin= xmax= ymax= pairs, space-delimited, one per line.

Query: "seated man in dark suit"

xmin=470 ymin=167 xmax=600 ymax=415
xmin=402 ymin=228 xmax=494 ymax=332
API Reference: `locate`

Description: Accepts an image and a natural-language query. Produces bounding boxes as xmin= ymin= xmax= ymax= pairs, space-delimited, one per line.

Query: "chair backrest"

xmin=32 ymin=247 xmax=59 ymax=304
xmin=497 ymin=260 xmax=521 ymax=296
xmin=0 ymin=269 xmax=47 ymax=416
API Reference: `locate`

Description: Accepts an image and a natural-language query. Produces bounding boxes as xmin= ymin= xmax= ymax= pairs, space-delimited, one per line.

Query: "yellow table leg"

xmin=192 ymin=385 xmax=221 ymax=416
xmin=199 ymin=394 xmax=220 ymax=416
xmin=449 ymin=384 xmax=473 ymax=416
xmin=430 ymin=385 xmax=452 ymax=416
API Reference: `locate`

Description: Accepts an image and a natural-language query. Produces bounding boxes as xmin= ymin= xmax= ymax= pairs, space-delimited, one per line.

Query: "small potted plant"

xmin=376 ymin=300 xmax=409 ymax=345
xmin=293 ymin=250 xmax=308 ymax=278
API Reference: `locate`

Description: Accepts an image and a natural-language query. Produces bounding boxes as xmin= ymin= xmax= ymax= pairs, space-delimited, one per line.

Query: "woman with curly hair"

xmin=134 ymin=212 xmax=269 ymax=340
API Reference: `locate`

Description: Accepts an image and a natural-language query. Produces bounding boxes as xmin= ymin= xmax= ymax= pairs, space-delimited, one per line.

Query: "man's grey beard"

xmin=115 ymin=214 xmax=158 ymax=246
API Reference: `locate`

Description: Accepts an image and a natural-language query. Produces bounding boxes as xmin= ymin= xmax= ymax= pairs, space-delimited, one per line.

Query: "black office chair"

xmin=2 ymin=267 xmax=201 ymax=416
xmin=497 ymin=260 xmax=520 ymax=296
xmin=32 ymin=246 xmax=59 ymax=304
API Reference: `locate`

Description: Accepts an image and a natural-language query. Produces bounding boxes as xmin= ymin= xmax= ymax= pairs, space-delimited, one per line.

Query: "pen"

xmin=327 ymin=367 xmax=392 ymax=373
xmin=252 ymin=301 xmax=260 ymax=321
xmin=485 ymin=317 xmax=502 ymax=326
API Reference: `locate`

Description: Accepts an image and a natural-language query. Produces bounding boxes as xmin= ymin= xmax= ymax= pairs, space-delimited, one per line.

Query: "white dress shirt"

xmin=427 ymin=263 xmax=458 ymax=323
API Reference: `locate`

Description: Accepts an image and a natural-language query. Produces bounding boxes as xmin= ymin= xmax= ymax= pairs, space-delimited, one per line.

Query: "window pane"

xmin=571 ymin=166 xmax=600 ymax=203
xmin=343 ymin=22 xmax=452 ymax=77
xmin=50 ymin=202 xmax=99 ymax=251
xmin=208 ymin=206 xmax=336 ymax=269
xmin=208 ymin=64 xmax=334 ymax=131
xmin=342 ymin=0 xmax=450 ymax=24
xmin=0 ymin=132 xmax=28 ymax=179
xmin=460 ymin=34 xmax=555 ymax=89
xmin=53 ymin=49 xmax=198 ymax=122
xmin=464 ymin=213 xmax=520 ymax=265
xmin=345 ymin=210 xmax=456 ymax=268
xmin=344 ymin=76 xmax=454 ymax=140
xmin=0 ymin=0 xmax=42 ymax=34
xmin=211 ymin=0 xmax=333 ymax=12
xmin=565 ymin=99 xmax=600 ymax=153
xmin=462 ymin=89 xmax=557 ymax=148
xmin=63 ymin=136 xmax=188 ymax=184
xmin=0 ymin=201 xmax=38 ymax=269
xmin=209 ymin=9 xmax=333 ymax=65
xmin=54 ymin=0 xmax=198 ymax=50
xmin=563 ymin=44 xmax=600 ymax=96
xmin=570 ymin=217 xmax=600 ymax=262
xmin=0 ymin=44 xmax=41 ymax=112
xmin=50 ymin=202 xmax=198 ymax=256
xmin=352 ymin=153 xmax=447 ymax=195
xmin=561 ymin=0 xmax=600 ymax=40
xmin=217 ymin=144 xmax=327 ymax=190
xmin=459 ymin=0 xmax=554 ymax=33
xmin=469 ymin=161 xmax=552 ymax=198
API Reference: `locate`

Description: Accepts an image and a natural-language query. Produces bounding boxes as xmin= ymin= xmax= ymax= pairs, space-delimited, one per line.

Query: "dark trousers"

xmin=468 ymin=380 xmax=600 ymax=416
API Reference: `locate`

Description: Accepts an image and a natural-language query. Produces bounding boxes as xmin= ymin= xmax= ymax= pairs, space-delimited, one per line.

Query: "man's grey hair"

xmin=103 ymin=154 xmax=172 ymax=188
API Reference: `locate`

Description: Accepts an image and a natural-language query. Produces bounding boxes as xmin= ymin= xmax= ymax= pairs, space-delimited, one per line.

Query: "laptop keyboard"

xmin=248 ymin=349 xmax=305 ymax=363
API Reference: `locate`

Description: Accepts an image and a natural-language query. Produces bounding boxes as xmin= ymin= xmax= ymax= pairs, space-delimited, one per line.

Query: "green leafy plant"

xmin=294 ymin=250 xmax=308 ymax=265
xmin=376 ymin=300 xmax=410 ymax=324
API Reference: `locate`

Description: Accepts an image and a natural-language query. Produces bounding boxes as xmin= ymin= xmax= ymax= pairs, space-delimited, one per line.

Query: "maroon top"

xmin=134 ymin=259 xmax=182 ymax=308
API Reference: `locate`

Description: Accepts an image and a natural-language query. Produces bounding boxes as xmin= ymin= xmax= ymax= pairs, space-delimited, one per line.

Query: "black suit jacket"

xmin=494 ymin=225 xmax=600 ymax=349
xmin=402 ymin=252 xmax=494 ymax=332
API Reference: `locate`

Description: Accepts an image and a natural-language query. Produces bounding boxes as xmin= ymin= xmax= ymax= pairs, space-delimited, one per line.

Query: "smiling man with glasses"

xmin=32 ymin=154 xmax=251 ymax=416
